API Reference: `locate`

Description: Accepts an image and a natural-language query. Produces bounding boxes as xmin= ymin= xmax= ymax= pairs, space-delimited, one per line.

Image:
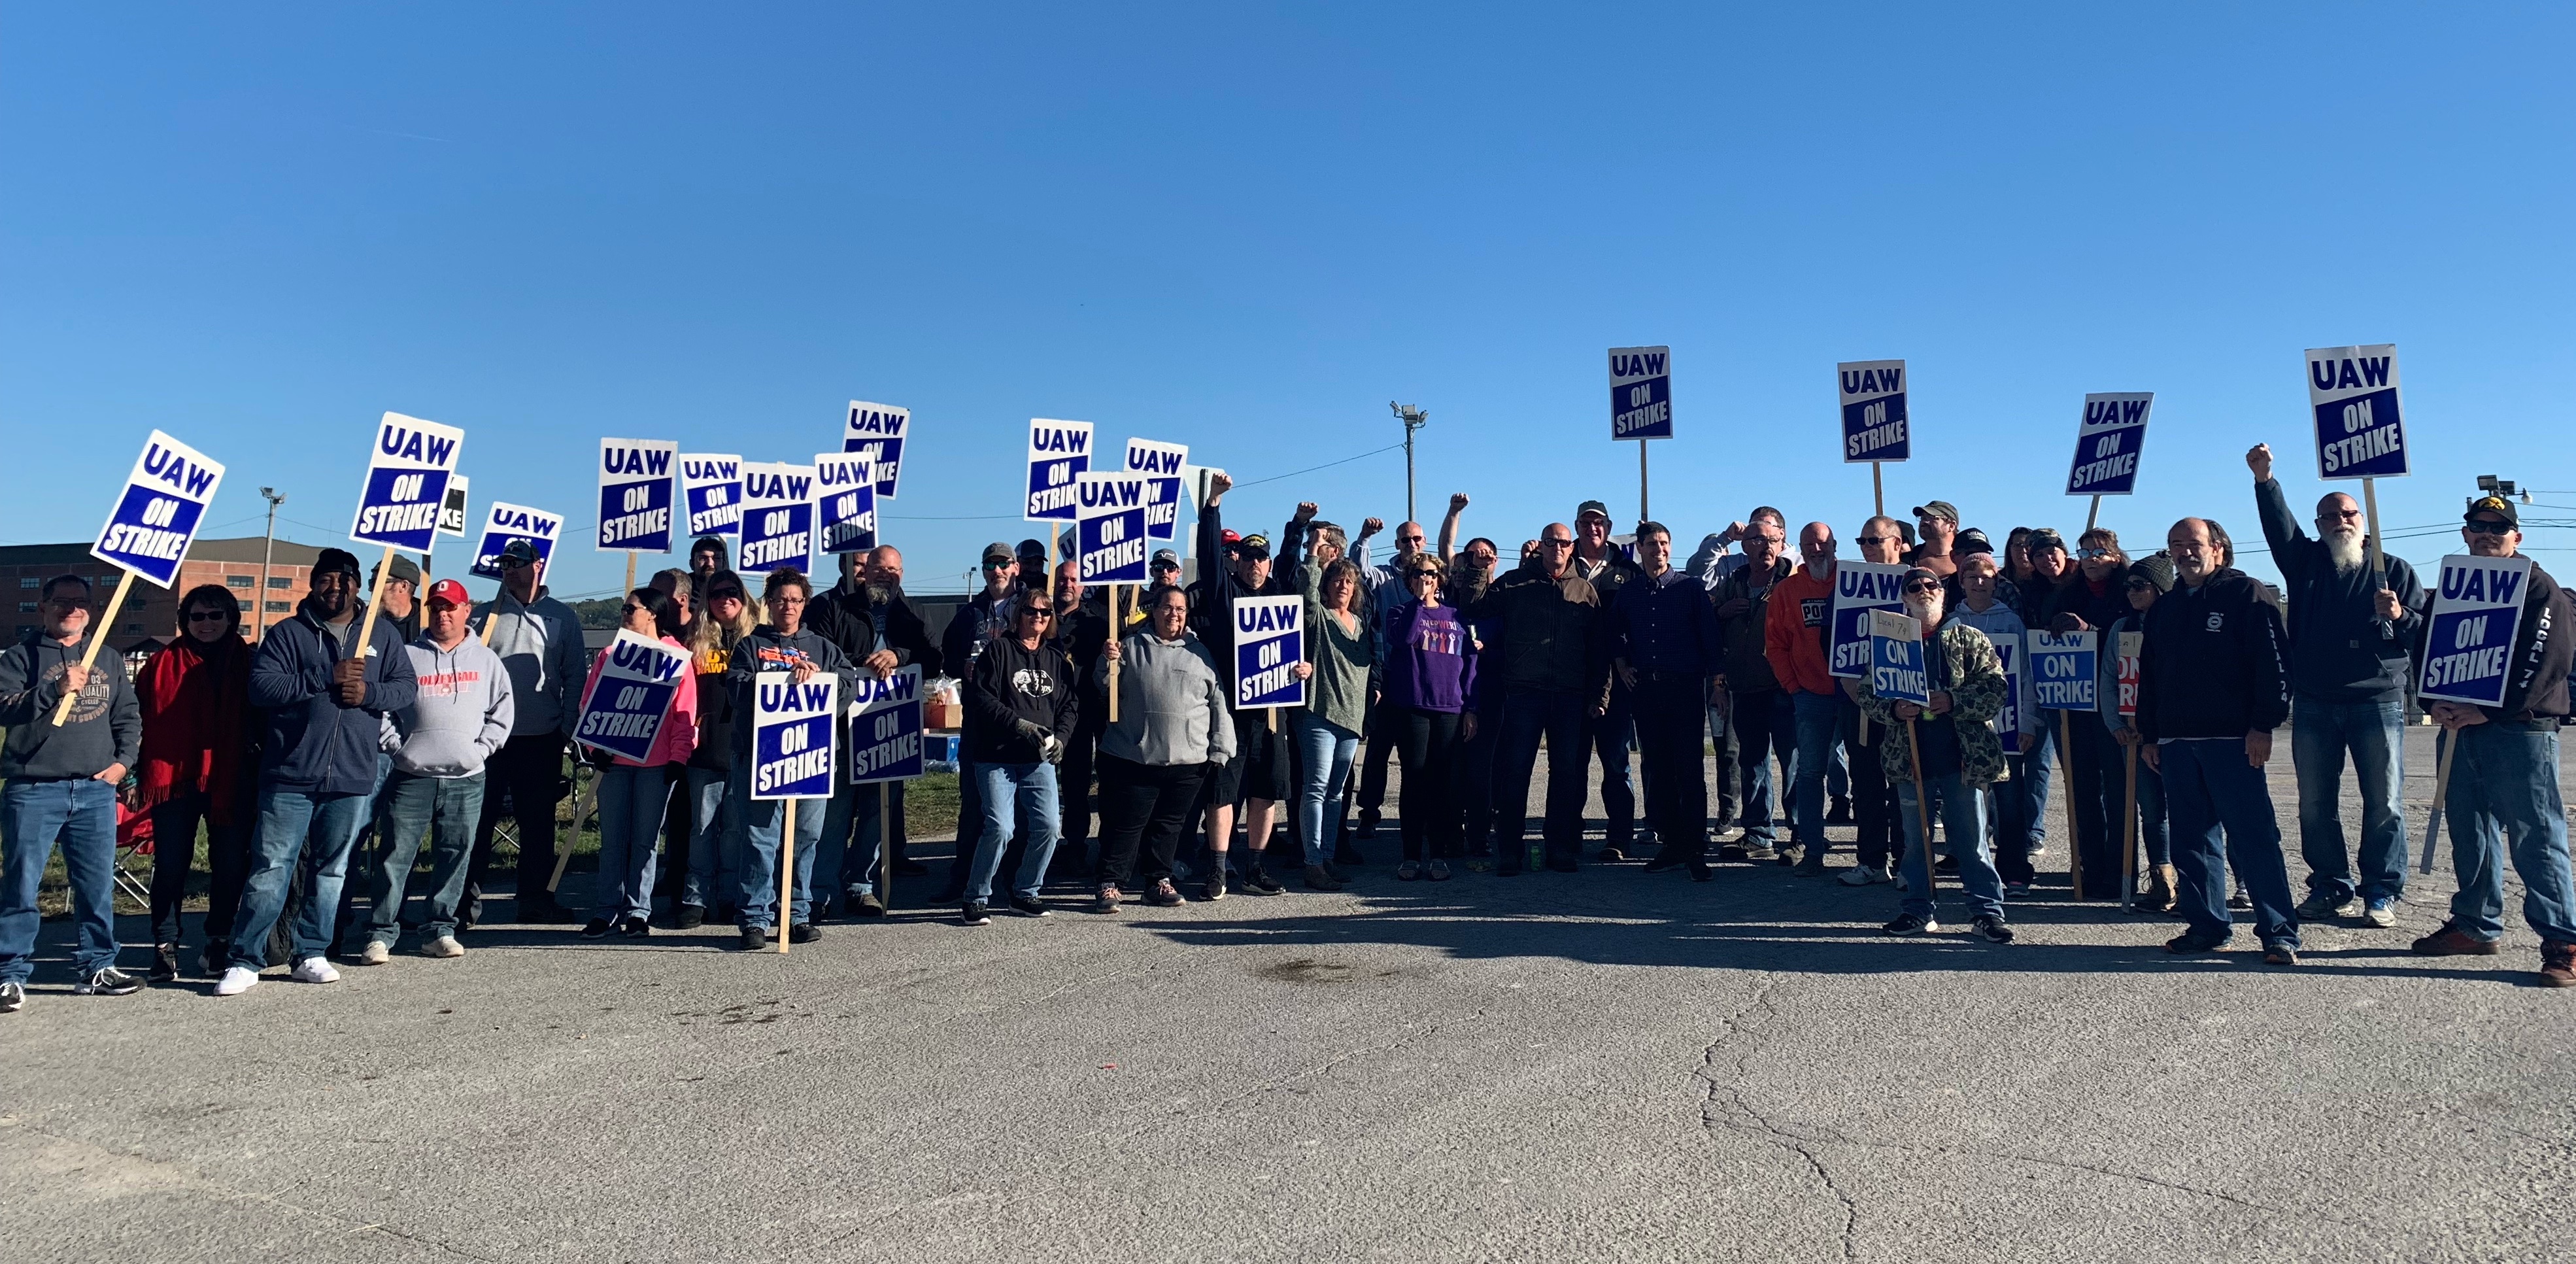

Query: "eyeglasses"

xmin=1857 ymin=536 xmax=1891 ymax=546
xmin=2465 ymin=519 xmax=2514 ymax=536
xmin=186 ymin=610 xmax=230 ymax=623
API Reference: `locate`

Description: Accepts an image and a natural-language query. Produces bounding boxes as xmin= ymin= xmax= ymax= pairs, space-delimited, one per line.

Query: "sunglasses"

xmin=498 ymin=556 xmax=532 ymax=569
xmin=2465 ymin=519 xmax=2514 ymax=536
xmin=186 ymin=610 xmax=231 ymax=623
xmin=621 ymin=604 xmax=644 ymax=616
xmin=708 ymin=589 xmax=743 ymax=602
xmin=1901 ymin=580 xmax=1939 ymax=593
xmin=983 ymin=560 xmax=1012 ymax=570
xmin=1539 ymin=539 xmax=1574 ymax=549
xmin=1857 ymin=535 xmax=1892 ymax=546
xmin=2076 ymin=548 xmax=2113 ymax=560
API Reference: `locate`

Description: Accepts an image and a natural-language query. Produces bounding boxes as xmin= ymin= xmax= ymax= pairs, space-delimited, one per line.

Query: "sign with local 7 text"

xmin=1124 ymin=438 xmax=1187 ymax=540
xmin=437 ymin=475 xmax=471 ymax=539
xmin=1867 ymin=609 xmax=1930 ymax=707
xmin=1981 ymin=628 xmax=2025 ymax=755
xmin=351 ymin=413 xmax=464 ymax=551
xmin=598 ymin=437 xmax=677 ymax=553
xmin=1837 ymin=360 xmax=1908 ymax=463
xmin=471 ymin=502 xmax=563 ymax=581
xmin=2307 ymin=343 xmax=2407 ymax=480
xmin=843 ymin=400 xmax=908 ymax=498
xmin=736 ymin=462 xmax=815 ymax=574
xmin=2027 ymin=629 xmax=2097 ymax=711
xmin=1609 ymin=345 xmax=1673 ymax=441
xmin=1827 ymin=562 xmax=1908 ymax=678
xmin=848 ymin=664 xmax=925 ymax=783
xmin=2419 ymin=554 xmax=2532 ymax=708
xmin=681 ymin=453 xmax=743 ymax=538
xmin=2115 ymin=630 xmax=2142 ymax=720
xmin=751 ymin=670 xmax=838 ymax=800
xmin=813 ymin=453 xmax=877 ymax=555
xmin=2066 ymin=392 xmax=2154 ymax=497
xmin=1025 ymin=418 xmax=1093 ymax=522
xmin=92 ymin=430 xmax=226 ymax=589
xmin=1232 ymin=595 xmax=1304 ymax=709
xmin=573 ymin=630 xmax=689 ymax=762
xmin=1076 ymin=471 xmax=1151 ymax=583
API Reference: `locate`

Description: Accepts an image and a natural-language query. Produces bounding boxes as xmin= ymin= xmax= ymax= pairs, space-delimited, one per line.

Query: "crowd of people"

xmin=3 ymin=443 xmax=2572 ymax=1011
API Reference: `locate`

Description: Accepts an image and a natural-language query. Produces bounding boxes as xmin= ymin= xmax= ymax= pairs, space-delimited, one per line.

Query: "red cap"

xmin=427 ymin=579 xmax=471 ymax=607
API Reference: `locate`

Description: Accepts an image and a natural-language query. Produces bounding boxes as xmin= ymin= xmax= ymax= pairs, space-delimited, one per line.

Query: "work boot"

xmin=2541 ymin=943 xmax=2576 ymax=989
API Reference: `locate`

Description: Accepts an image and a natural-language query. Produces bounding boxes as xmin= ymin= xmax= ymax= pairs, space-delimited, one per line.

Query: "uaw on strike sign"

xmin=1125 ymin=439 xmax=1187 ymax=540
xmin=681 ymin=453 xmax=743 ymax=538
xmin=844 ymin=400 xmax=907 ymax=498
xmin=1982 ymin=629 xmax=2025 ymax=755
xmin=2307 ymin=344 xmax=2407 ymax=479
xmin=1867 ymin=610 xmax=1930 ymax=708
xmin=813 ymin=453 xmax=877 ymax=555
xmin=352 ymin=413 xmax=464 ymax=552
xmin=1609 ymin=346 xmax=1672 ymax=441
xmin=752 ymin=671 xmax=838 ymax=800
xmin=471 ymin=502 xmax=562 ymax=580
xmin=1837 ymin=360 xmax=1908 ymax=463
xmin=2027 ymin=630 xmax=2097 ymax=711
xmin=599 ymin=437 xmax=677 ymax=553
xmin=849 ymin=664 xmax=926 ymax=783
xmin=1828 ymin=562 xmax=1908 ymax=678
xmin=573 ymin=630 xmax=689 ymax=762
xmin=2066 ymin=393 xmax=2154 ymax=496
xmin=2419 ymin=554 xmax=2533 ymax=708
xmin=736 ymin=462 xmax=814 ymax=574
xmin=1076 ymin=471 xmax=1150 ymax=583
xmin=1026 ymin=418 xmax=1093 ymax=522
xmin=1232 ymin=595 xmax=1304 ymax=709
xmin=93 ymin=430 xmax=226 ymax=589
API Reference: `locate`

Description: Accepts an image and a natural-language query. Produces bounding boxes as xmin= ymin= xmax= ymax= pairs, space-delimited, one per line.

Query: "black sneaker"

xmin=2165 ymin=931 xmax=2229 ymax=955
xmin=1880 ymin=912 xmax=1937 ymax=936
xmin=1597 ymin=846 xmax=1629 ymax=864
xmin=580 ymin=918 xmax=616 ymax=939
xmin=1199 ymin=871 xmax=1227 ymax=901
xmin=618 ymin=917 xmax=652 ymax=938
xmin=1007 ymin=895 xmax=1051 ymax=918
xmin=961 ymin=902 xmax=993 ymax=926
xmin=1236 ymin=863 xmax=1285 ymax=896
xmin=789 ymin=923 xmax=822 ymax=944
xmin=1145 ymin=879 xmax=1183 ymax=907
xmin=1357 ymin=808 xmax=1381 ymax=839
xmin=1776 ymin=844 xmax=1805 ymax=868
xmin=673 ymin=904 xmax=707 ymax=930
xmin=150 ymin=944 xmax=180 ymax=983
xmin=2261 ymin=942 xmax=2301 ymax=966
xmin=1642 ymin=849 xmax=1689 ymax=874
xmin=198 ymin=938 xmax=229 ymax=978
xmin=0 ymin=981 xmax=20 ymax=1012
xmin=1970 ymin=915 xmax=2014 ymax=944
xmin=737 ymin=926 xmax=770 ymax=951
xmin=73 ymin=966 xmax=144 ymax=996
xmin=848 ymin=892 xmax=887 ymax=919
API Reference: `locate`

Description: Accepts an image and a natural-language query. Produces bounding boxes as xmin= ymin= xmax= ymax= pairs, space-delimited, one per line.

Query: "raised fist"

xmin=2246 ymin=443 xmax=2273 ymax=482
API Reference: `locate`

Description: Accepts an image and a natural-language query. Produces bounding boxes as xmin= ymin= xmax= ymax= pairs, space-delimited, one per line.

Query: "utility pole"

xmin=1389 ymin=401 xmax=1429 ymax=524
xmin=256 ymin=487 xmax=285 ymax=641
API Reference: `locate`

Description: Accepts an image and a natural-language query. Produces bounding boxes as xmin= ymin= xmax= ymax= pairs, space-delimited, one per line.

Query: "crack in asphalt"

xmin=1692 ymin=973 xmax=1861 ymax=1261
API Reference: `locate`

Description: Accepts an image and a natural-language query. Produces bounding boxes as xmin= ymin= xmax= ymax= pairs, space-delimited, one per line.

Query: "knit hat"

xmin=313 ymin=547 xmax=362 ymax=580
xmin=2127 ymin=555 xmax=2176 ymax=594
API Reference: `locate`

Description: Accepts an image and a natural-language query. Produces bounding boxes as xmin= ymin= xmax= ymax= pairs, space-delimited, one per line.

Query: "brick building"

xmin=2 ymin=536 xmax=329 ymax=650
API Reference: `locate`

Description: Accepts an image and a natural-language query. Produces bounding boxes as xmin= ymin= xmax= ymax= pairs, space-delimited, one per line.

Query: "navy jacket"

xmin=2134 ymin=569 xmax=2289 ymax=742
xmin=2255 ymin=477 xmax=2426 ymax=703
xmin=250 ymin=601 xmax=420 ymax=796
xmin=1607 ymin=566 xmax=1723 ymax=676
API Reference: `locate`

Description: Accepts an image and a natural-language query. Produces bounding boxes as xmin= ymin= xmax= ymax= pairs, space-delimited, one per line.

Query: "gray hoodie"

xmin=1091 ymin=630 xmax=1238 ymax=768
xmin=384 ymin=632 xmax=516 ymax=777
xmin=472 ymin=588 xmax=586 ymax=736
xmin=1951 ymin=595 xmax=2041 ymax=750
xmin=0 ymin=631 xmax=141 ymax=780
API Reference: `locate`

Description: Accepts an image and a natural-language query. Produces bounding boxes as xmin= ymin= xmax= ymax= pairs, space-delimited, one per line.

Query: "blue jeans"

xmin=1495 ymin=687 xmax=1589 ymax=866
xmin=1898 ymin=774 xmax=2004 ymax=922
xmin=683 ymin=766 xmax=739 ymax=910
xmin=2161 ymin=739 xmax=2299 ymax=948
xmin=2291 ymin=698 xmax=2408 ymax=902
xmin=732 ymin=766 xmax=826 ymax=931
xmin=369 ymin=769 xmax=485 ymax=944
xmin=966 ymin=762 xmax=1060 ymax=903
xmin=1585 ymin=686 xmax=1637 ymax=849
xmin=1789 ymin=690 xmax=1843 ymax=851
xmin=822 ymin=775 xmax=904 ymax=899
xmin=1990 ymin=730 xmax=2054 ymax=883
xmin=1293 ymin=711 xmax=1363 ymax=866
xmin=2441 ymin=723 xmax=2576 ymax=944
xmin=1730 ymin=689 xmax=1797 ymax=846
xmin=232 ymin=786 xmax=372 ymax=968
xmin=593 ymin=765 xmax=670 ymax=923
xmin=0 ymin=779 xmax=120 ymax=983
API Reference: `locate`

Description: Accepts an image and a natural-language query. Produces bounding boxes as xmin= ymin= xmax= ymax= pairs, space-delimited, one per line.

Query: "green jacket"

xmin=1855 ymin=619 xmax=2007 ymax=788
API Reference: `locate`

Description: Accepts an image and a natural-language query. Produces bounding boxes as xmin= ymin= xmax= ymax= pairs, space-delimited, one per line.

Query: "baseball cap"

xmin=313 ymin=547 xmax=362 ymax=579
xmin=427 ymin=578 xmax=471 ymax=607
xmin=2466 ymin=495 xmax=2520 ymax=528
xmin=981 ymin=541 xmax=1015 ymax=566
xmin=1954 ymin=527 xmax=1994 ymax=557
xmin=1221 ymin=529 xmax=1242 ymax=545
xmin=499 ymin=539 xmax=541 ymax=566
xmin=1575 ymin=500 xmax=1612 ymax=522
xmin=1912 ymin=500 xmax=1959 ymax=524
xmin=373 ymin=554 xmax=421 ymax=587
xmin=2026 ymin=528 xmax=2068 ymax=556
xmin=1899 ymin=566 xmax=1941 ymax=590
xmin=1234 ymin=533 xmax=1272 ymax=560
xmin=1151 ymin=548 xmax=1180 ymax=570
xmin=1016 ymin=538 xmax=1046 ymax=559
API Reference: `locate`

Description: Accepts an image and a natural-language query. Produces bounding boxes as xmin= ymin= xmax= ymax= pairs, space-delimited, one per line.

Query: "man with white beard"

xmin=1856 ymin=567 xmax=2013 ymax=941
xmin=2250 ymin=443 xmax=2427 ymax=929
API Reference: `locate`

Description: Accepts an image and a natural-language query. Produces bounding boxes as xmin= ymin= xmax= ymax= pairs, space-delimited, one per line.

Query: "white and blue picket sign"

xmin=1828 ymin=562 xmax=1908 ymax=679
xmin=1125 ymin=438 xmax=1187 ymax=541
xmin=736 ymin=462 xmax=815 ymax=575
xmin=471 ymin=501 xmax=563 ymax=580
xmin=753 ymin=670 xmax=839 ymax=799
xmin=352 ymin=413 xmax=464 ymax=552
xmin=2306 ymin=344 xmax=2407 ymax=480
xmin=1232 ymin=595 xmax=1304 ymax=709
xmin=1609 ymin=345 xmax=1673 ymax=441
xmin=1076 ymin=472 xmax=1151 ymax=583
xmin=681 ymin=453 xmax=743 ymax=539
xmin=1837 ymin=360 xmax=1909 ymax=463
xmin=1982 ymin=628 xmax=2025 ymax=755
xmin=573 ymin=630 xmax=689 ymax=762
xmin=598 ymin=437 xmax=677 ymax=553
xmin=2066 ymin=392 xmax=2154 ymax=496
xmin=813 ymin=453 xmax=878 ymax=555
xmin=2027 ymin=629 xmax=2098 ymax=711
xmin=843 ymin=400 xmax=908 ymax=498
xmin=849 ymin=664 xmax=926 ymax=783
xmin=2420 ymin=554 xmax=2532 ymax=708
xmin=1868 ymin=609 xmax=1931 ymax=708
xmin=92 ymin=430 xmax=226 ymax=589
xmin=1025 ymin=418 xmax=1093 ymax=522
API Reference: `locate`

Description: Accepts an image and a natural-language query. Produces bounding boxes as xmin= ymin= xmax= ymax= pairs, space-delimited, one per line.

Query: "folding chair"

xmin=112 ymin=800 xmax=156 ymax=910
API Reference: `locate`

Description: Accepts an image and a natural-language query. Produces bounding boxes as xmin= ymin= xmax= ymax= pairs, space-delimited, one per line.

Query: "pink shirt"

xmin=576 ymin=634 xmax=700 ymax=768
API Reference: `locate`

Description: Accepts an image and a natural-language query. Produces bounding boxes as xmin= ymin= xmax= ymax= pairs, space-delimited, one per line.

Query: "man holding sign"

xmin=723 ymin=568 xmax=856 ymax=949
xmin=1856 ymin=572 xmax=2013 ymax=942
xmin=2411 ymin=497 xmax=2576 ymax=986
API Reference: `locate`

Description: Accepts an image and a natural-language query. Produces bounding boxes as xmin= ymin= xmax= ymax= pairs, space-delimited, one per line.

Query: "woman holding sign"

xmin=577 ymin=589 xmax=698 ymax=939
xmin=1291 ymin=558 xmax=1378 ymax=891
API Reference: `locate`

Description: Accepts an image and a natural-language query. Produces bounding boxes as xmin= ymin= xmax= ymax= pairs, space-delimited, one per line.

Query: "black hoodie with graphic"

xmin=964 ymin=632 xmax=1079 ymax=765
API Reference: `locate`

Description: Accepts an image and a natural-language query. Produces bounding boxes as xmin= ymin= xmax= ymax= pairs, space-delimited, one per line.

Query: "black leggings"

xmin=148 ymin=792 xmax=252 ymax=947
xmin=1395 ymin=708 xmax=1461 ymax=861
xmin=1094 ymin=753 xmax=1210 ymax=888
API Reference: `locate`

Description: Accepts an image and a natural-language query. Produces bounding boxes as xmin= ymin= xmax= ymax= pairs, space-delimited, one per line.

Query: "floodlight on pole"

xmin=256 ymin=487 xmax=286 ymax=641
xmin=1390 ymin=401 xmax=1429 ymax=525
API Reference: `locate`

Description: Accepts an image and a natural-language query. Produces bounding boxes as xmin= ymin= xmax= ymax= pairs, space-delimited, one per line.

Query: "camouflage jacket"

xmin=1855 ymin=619 xmax=2007 ymax=788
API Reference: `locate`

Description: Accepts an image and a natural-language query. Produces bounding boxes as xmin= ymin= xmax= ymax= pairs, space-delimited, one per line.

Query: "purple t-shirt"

xmin=1382 ymin=600 xmax=1476 ymax=713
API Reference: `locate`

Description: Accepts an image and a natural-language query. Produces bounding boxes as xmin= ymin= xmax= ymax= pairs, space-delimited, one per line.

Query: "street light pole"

xmin=1389 ymin=401 xmax=1429 ymax=524
xmin=257 ymin=487 xmax=285 ymax=641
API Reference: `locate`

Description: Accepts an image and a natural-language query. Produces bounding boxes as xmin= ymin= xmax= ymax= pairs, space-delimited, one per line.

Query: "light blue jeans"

xmin=2291 ymin=698 xmax=2408 ymax=903
xmin=1293 ymin=711 xmax=1361 ymax=866
xmin=2442 ymin=723 xmax=2576 ymax=944
xmin=593 ymin=765 xmax=671 ymax=922
xmin=0 ymin=779 xmax=120 ymax=983
xmin=1789 ymin=691 xmax=1843 ymax=851
xmin=1898 ymin=774 xmax=2004 ymax=923
xmin=732 ymin=766 xmax=826 ymax=931
xmin=966 ymin=762 xmax=1060 ymax=903
xmin=682 ymin=766 xmax=739 ymax=910
xmin=232 ymin=786 xmax=372 ymax=969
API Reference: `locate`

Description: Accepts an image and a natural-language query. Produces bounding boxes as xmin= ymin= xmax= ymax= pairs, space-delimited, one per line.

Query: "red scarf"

xmin=137 ymin=636 xmax=251 ymax=825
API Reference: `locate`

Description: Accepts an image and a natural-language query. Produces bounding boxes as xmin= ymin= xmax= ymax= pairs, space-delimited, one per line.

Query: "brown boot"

xmin=2541 ymin=943 xmax=2576 ymax=988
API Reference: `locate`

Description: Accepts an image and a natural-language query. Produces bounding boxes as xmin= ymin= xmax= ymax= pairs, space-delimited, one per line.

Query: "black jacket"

xmin=1462 ymin=563 xmax=1610 ymax=704
xmin=1052 ymin=594 xmax=1113 ymax=726
xmin=1715 ymin=558 xmax=1792 ymax=693
xmin=806 ymin=579 xmax=882 ymax=671
xmin=1187 ymin=500 xmax=1296 ymax=671
xmin=965 ymin=634 xmax=1079 ymax=764
xmin=2255 ymin=477 xmax=2427 ymax=703
xmin=2135 ymin=569 xmax=2290 ymax=742
xmin=873 ymin=581 xmax=942 ymax=677
xmin=940 ymin=588 xmax=1019 ymax=685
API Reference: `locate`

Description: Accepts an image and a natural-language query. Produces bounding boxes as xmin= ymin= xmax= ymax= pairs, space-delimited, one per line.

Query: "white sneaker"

xmin=214 ymin=966 xmax=260 ymax=997
xmin=421 ymin=936 xmax=465 ymax=959
xmin=1839 ymin=864 xmax=1890 ymax=887
xmin=358 ymin=941 xmax=391 ymax=966
xmin=291 ymin=957 xmax=341 ymax=985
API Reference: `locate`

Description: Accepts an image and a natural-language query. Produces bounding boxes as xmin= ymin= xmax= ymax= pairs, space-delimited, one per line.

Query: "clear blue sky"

xmin=6 ymin=5 xmax=2569 ymax=600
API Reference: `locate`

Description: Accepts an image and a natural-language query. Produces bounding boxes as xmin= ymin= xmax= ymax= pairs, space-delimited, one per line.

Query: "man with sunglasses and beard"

xmin=1859 ymin=567 xmax=2013 ymax=942
xmin=2248 ymin=443 xmax=2427 ymax=929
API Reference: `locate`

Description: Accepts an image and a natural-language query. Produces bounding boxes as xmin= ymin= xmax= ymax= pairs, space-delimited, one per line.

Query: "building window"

xmin=16 ymin=578 xmax=35 ymax=589
xmin=13 ymin=624 xmax=31 ymax=636
xmin=226 ymin=575 xmax=254 ymax=589
xmin=126 ymin=599 xmax=146 ymax=611
xmin=236 ymin=598 xmax=253 ymax=611
xmin=15 ymin=602 xmax=30 ymax=613
xmin=123 ymin=623 xmax=142 ymax=634
xmin=265 ymin=600 xmax=290 ymax=613
xmin=268 ymin=576 xmax=294 ymax=589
